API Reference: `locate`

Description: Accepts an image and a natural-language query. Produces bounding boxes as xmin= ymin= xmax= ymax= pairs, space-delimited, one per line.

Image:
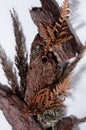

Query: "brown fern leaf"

xmin=53 ymin=35 xmax=73 ymax=47
xmin=27 ymin=76 xmax=70 ymax=114
xmin=51 ymin=22 xmax=76 ymax=62
xmin=38 ymin=22 xmax=51 ymax=53
xmin=47 ymin=26 xmax=55 ymax=41
xmin=53 ymin=0 xmax=69 ymax=34
xmin=53 ymin=76 xmax=70 ymax=97
xmin=39 ymin=23 xmax=51 ymax=45
xmin=26 ymin=86 xmax=64 ymax=114
xmin=60 ymin=0 xmax=69 ymax=22
xmin=38 ymin=0 xmax=70 ymax=53
xmin=53 ymin=22 xmax=60 ymax=34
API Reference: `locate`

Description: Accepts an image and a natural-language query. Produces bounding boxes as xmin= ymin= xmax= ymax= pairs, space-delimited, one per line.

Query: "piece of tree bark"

xmin=0 ymin=84 xmax=43 ymax=130
xmin=30 ymin=0 xmax=82 ymax=55
xmin=25 ymin=0 xmax=83 ymax=114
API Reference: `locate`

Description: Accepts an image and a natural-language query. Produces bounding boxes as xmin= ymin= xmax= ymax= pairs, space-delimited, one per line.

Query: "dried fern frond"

xmin=60 ymin=0 xmax=69 ymax=22
xmin=38 ymin=0 xmax=70 ymax=53
xmin=53 ymin=0 xmax=69 ymax=35
xmin=38 ymin=22 xmax=51 ymax=53
xmin=10 ymin=9 xmax=28 ymax=98
xmin=27 ymin=88 xmax=63 ymax=115
xmin=47 ymin=26 xmax=55 ymax=41
xmin=27 ymin=76 xmax=70 ymax=114
xmin=39 ymin=23 xmax=51 ymax=45
xmin=0 ymin=45 xmax=19 ymax=94
xmin=53 ymin=35 xmax=73 ymax=47
xmin=53 ymin=76 xmax=70 ymax=97
xmin=36 ymin=0 xmax=70 ymax=54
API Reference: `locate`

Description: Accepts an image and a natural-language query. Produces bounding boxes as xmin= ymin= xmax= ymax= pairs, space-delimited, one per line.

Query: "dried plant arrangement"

xmin=0 ymin=0 xmax=86 ymax=130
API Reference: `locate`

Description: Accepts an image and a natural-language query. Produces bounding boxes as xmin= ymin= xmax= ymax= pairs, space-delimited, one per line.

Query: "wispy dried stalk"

xmin=10 ymin=9 xmax=28 ymax=98
xmin=0 ymin=45 xmax=19 ymax=94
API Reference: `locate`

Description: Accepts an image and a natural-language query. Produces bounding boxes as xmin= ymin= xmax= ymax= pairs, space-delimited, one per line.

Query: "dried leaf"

xmin=53 ymin=0 xmax=69 ymax=35
xmin=55 ymin=76 xmax=70 ymax=96
xmin=53 ymin=35 xmax=73 ymax=47
xmin=26 ymin=76 xmax=70 ymax=114
xmin=60 ymin=0 xmax=69 ymax=22
xmin=47 ymin=26 xmax=55 ymax=41
xmin=39 ymin=23 xmax=51 ymax=44
xmin=37 ymin=0 xmax=71 ymax=55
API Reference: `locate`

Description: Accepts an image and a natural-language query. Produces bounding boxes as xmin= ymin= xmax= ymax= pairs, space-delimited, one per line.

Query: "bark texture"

xmin=0 ymin=84 xmax=43 ymax=130
xmin=25 ymin=0 xmax=83 ymax=118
